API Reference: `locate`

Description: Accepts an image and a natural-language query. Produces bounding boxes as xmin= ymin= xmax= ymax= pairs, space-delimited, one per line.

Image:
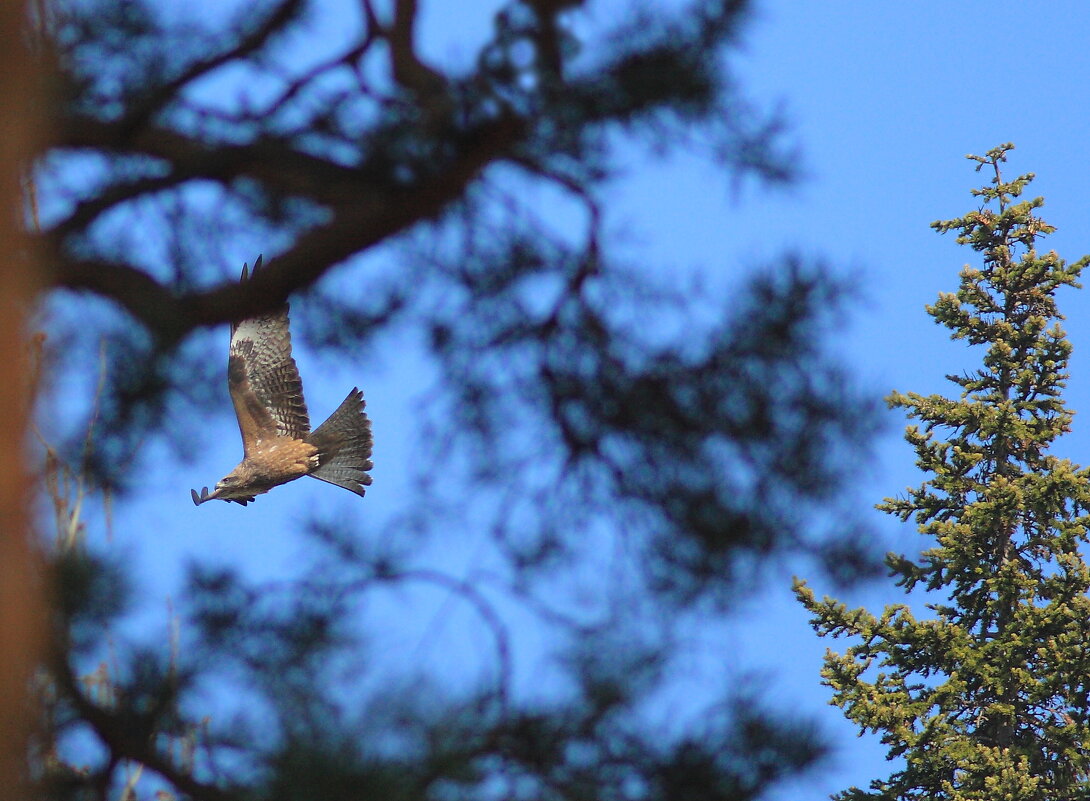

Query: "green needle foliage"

xmin=795 ymin=144 xmax=1090 ymax=800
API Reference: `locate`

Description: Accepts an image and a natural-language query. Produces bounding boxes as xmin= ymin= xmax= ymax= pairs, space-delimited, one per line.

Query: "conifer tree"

xmin=796 ymin=144 xmax=1090 ymax=800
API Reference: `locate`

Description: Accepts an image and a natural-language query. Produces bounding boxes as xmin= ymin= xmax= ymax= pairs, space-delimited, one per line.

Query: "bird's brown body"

xmin=219 ymin=439 xmax=318 ymax=497
xmin=192 ymin=257 xmax=373 ymax=506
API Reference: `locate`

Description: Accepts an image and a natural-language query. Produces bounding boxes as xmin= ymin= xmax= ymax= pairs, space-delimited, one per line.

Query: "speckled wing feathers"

xmin=228 ymin=257 xmax=311 ymax=447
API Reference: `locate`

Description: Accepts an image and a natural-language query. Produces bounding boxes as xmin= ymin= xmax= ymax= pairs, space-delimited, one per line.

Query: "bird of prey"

xmin=192 ymin=256 xmax=373 ymax=506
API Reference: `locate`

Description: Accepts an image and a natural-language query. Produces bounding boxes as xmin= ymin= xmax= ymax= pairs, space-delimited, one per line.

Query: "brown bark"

xmin=0 ymin=1 xmax=45 ymax=799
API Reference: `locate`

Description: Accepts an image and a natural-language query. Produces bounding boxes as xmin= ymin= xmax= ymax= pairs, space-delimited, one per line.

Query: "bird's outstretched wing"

xmin=228 ymin=256 xmax=311 ymax=455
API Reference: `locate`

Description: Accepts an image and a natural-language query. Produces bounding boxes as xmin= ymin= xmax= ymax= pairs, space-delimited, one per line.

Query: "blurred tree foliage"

xmin=797 ymin=146 xmax=1090 ymax=799
xmin=24 ymin=0 xmax=880 ymax=799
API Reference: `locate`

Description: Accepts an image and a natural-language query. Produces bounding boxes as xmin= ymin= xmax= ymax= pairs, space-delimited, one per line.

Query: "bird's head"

xmin=191 ymin=472 xmax=257 ymax=506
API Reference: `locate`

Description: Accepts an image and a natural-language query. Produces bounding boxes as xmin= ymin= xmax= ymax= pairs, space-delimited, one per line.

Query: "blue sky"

xmin=55 ymin=2 xmax=1090 ymax=799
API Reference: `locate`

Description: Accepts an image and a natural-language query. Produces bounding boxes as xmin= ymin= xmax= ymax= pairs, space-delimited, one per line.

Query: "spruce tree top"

xmin=886 ymin=144 xmax=1090 ymax=594
xmin=796 ymin=145 xmax=1090 ymax=800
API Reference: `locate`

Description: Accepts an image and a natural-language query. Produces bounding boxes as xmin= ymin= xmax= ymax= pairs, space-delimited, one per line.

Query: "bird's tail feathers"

xmin=306 ymin=388 xmax=373 ymax=497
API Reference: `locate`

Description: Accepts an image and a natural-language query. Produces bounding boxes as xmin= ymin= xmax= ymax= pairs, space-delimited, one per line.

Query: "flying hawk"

xmin=192 ymin=256 xmax=373 ymax=506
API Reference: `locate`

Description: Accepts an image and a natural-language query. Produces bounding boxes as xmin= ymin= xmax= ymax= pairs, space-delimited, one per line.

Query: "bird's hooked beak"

xmin=191 ymin=484 xmax=255 ymax=506
xmin=191 ymin=486 xmax=223 ymax=505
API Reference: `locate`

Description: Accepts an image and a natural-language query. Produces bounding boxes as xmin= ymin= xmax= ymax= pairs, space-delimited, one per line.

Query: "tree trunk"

xmin=0 ymin=1 xmax=45 ymax=798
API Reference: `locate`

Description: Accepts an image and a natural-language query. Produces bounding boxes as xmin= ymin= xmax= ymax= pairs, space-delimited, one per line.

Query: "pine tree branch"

xmin=51 ymin=118 xmax=370 ymax=206
xmin=52 ymin=656 xmax=233 ymax=801
xmin=45 ymin=112 xmax=524 ymax=340
xmin=115 ymin=0 xmax=306 ymax=137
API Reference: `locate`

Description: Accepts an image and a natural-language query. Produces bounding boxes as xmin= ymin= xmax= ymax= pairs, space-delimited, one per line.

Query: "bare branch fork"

xmin=40 ymin=0 xmax=540 ymax=342
xmin=45 ymin=108 xmax=524 ymax=341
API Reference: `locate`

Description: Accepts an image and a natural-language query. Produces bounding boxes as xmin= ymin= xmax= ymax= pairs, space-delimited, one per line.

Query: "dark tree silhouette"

xmin=24 ymin=0 xmax=878 ymax=799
